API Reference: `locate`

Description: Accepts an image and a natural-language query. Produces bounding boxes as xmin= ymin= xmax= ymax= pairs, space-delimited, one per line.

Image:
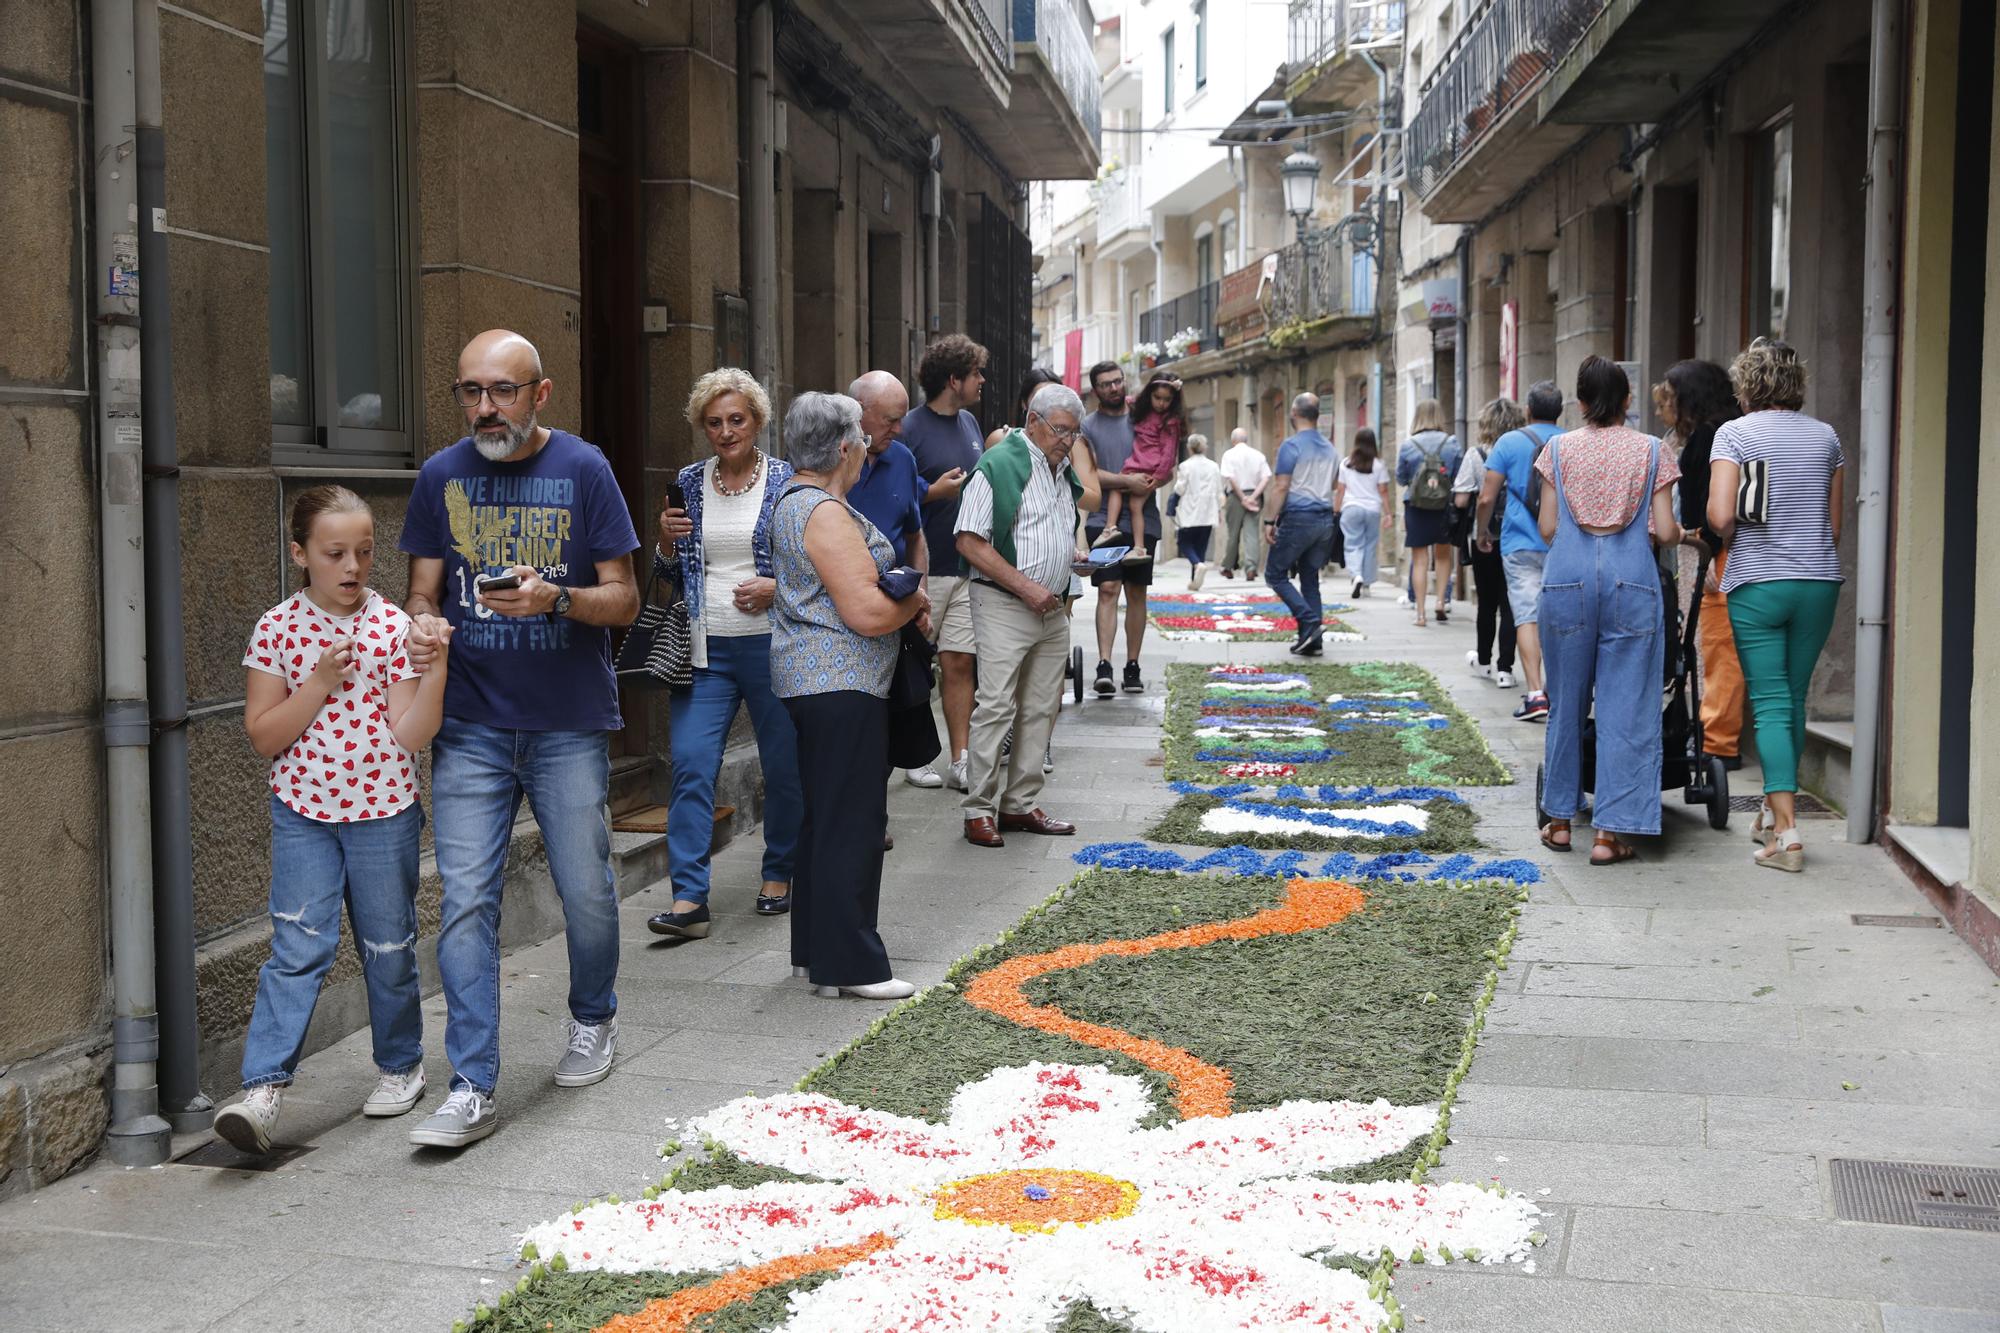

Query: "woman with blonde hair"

xmin=1456 ymin=397 xmax=1525 ymax=686
xmin=649 ymin=368 xmax=801 ymax=940
xmin=1396 ymin=397 xmax=1463 ymax=626
xmin=1707 ymin=339 xmax=1845 ymax=873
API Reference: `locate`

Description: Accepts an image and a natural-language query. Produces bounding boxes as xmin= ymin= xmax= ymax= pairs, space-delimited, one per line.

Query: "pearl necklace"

xmin=713 ymin=450 xmax=764 ymax=498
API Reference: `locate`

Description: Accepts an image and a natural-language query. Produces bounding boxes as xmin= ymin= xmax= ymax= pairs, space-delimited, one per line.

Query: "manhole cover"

xmin=1831 ymin=1158 xmax=2000 ymax=1231
xmin=1850 ymin=914 xmax=1943 ymax=928
xmin=1728 ymin=792 xmax=1835 ymax=816
xmin=175 ymin=1139 xmax=314 ymax=1172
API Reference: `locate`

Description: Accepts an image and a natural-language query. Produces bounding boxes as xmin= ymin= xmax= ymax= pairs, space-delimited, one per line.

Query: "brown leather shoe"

xmin=963 ymin=817 xmax=1005 ymax=848
xmin=999 ymin=808 xmax=1076 ymax=836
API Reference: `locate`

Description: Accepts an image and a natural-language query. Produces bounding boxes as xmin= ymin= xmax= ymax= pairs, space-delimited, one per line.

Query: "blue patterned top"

xmin=652 ymin=453 xmax=796 ymax=630
xmin=769 ymin=483 xmax=899 ymax=699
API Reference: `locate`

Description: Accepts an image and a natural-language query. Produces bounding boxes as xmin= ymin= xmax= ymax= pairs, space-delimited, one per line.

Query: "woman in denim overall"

xmin=1537 ymin=357 xmax=1683 ymax=865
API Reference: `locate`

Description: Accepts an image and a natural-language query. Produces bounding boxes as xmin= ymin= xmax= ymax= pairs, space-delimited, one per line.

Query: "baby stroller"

xmin=1534 ymin=550 xmax=1730 ymax=831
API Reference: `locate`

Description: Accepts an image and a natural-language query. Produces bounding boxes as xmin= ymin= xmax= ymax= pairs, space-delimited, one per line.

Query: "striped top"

xmin=955 ymin=443 xmax=1079 ymax=595
xmin=1711 ymin=410 xmax=1845 ymax=593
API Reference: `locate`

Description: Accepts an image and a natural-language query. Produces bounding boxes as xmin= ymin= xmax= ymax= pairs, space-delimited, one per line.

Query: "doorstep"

xmin=1884 ymin=821 xmax=2000 ymax=978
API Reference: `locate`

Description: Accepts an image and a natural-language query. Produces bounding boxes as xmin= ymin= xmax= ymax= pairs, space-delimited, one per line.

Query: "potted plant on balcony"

xmin=1165 ymin=326 xmax=1203 ymax=359
xmin=1131 ymin=340 xmax=1161 ymax=369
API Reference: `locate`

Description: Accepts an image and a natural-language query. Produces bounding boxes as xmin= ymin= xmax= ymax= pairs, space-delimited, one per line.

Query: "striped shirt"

xmin=955 ymin=445 xmax=1078 ymax=595
xmin=1711 ymin=409 xmax=1845 ymax=593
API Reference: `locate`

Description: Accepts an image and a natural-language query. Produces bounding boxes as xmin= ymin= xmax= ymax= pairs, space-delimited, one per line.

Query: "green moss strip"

xmin=1144 ymin=792 xmax=1481 ymax=853
xmin=1165 ymin=661 xmax=1511 ymax=787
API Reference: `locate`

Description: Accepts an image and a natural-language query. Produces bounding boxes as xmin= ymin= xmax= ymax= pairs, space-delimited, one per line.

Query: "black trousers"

xmin=1468 ymin=542 xmax=1517 ymax=671
xmin=783 ymin=691 xmax=892 ymax=987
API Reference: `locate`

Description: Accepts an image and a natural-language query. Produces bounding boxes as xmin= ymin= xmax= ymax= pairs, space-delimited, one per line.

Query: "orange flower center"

xmin=932 ymin=1169 xmax=1141 ymax=1233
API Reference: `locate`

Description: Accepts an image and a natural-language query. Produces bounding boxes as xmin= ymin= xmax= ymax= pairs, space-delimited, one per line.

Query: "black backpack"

xmin=1491 ymin=425 xmax=1555 ymax=529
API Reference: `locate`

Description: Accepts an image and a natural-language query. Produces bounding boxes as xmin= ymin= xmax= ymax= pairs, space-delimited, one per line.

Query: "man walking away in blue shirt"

xmin=1474 ymin=379 xmax=1563 ymax=722
xmin=1262 ymin=393 xmax=1340 ymax=656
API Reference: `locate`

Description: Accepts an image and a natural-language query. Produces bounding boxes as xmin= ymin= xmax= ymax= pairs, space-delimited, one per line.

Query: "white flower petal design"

xmin=519 ymin=1181 xmax=918 ymax=1274
xmin=1167 ymin=1179 xmax=1544 ymax=1265
xmin=1132 ymin=1098 xmax=1439 ymax=1184
xmin=1199 ymin=804 xmax=1434 ymax=839
xmin=943 ymin=1064 xmax=1156 ymax=1163
xmin=774 ymin=1225 xmax=1069 ymax=1333
xmin=1090 ymin=1235 xmax=1385 ymax=1333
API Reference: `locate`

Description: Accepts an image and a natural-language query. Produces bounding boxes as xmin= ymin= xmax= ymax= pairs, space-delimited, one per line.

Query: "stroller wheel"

xmin=1706 ymin=755 xmax=1731 ymax=830
xmin=1070 ymin=646 xmax=1085 ymax=704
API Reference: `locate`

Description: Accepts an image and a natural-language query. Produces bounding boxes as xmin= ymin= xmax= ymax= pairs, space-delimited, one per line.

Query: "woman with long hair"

xmin=1537 ymin=356 xmax=1682 ymax=865
xmin=1333 ymin=428 xmax=1386 ymax=597
xmin=1659 ymin=359 xmax=1745 ymax=770
xmin=1396 ymin=397 xmax=1463 ymax=626
xmin=1707 ymin=340 xmax=1845 ymax=872
xmin=1457 ymin=398 xmax=1526 ymax=686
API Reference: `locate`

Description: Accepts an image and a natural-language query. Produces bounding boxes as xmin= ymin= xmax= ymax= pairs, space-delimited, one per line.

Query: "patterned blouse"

xmin=768 ymin=483 xmax=899 ymax=700
xmin=1535 ymin=425 xmax=1679 ymax=531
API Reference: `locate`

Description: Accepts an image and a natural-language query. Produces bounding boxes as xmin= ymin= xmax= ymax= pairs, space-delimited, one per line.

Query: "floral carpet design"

xmin=1145 ymin=591 xmax=1361 ymax=643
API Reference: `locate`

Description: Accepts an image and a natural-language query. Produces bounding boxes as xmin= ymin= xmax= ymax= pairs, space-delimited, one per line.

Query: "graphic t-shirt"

xmin=849 ymin=440 xmax=926 ymax=566
xmin=901 ymin=405 xmax=985 ymax=578
xmin=400 ymin=431 xmax=640 ymax=732
xmin=243 ymin=589 xmax=421 ymax=822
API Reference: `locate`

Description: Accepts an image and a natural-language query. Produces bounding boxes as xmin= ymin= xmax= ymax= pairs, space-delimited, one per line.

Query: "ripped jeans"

xmin=241 ymin=795 xmax=424 ymax=1088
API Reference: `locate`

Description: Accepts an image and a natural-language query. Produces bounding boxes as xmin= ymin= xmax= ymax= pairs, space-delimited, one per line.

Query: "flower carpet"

xmin=1144 ymin=786 xmax=1479 ymax=854
xmin=1145 ymin=591 xmax=1360 ymax=644
xmin=1164 ymin=662 xmax=1510 ymax=787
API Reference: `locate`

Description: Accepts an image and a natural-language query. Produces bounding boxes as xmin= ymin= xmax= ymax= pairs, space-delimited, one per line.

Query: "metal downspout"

xmin=1454 ymin=230 xmax=1471 ymax=449
xmin=134 ymin=0 xmax=210 ymax=1133
xmin=92 ymin=0 xmax=171 ymax=1168
xmin=1848 ymin=0 xmax=1905 ymax=843
xmin=742 ymin=0 xmax=779 ymax=434
xmin=926 ymin=135 xmax=943 ymax=337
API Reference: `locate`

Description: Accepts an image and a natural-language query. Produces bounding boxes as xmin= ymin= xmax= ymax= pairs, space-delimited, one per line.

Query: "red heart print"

xmin=344 ymin=741 xmax=357 ymax=752
xmin=339 ymin=799 xmax=354 ymax=809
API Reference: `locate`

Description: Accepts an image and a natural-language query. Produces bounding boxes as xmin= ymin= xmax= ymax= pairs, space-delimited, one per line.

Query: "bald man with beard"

xmin=398 ymin=328 xmax=641 ymax=1149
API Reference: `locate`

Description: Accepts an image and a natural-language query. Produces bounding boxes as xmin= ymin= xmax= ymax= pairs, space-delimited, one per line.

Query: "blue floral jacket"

xmin=653 ymin=454 xmax=795 ymax=639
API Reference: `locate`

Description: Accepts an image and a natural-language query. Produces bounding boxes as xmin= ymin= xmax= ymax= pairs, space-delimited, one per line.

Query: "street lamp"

xmin=1281 ymin=151 xmax=1322 ymax=244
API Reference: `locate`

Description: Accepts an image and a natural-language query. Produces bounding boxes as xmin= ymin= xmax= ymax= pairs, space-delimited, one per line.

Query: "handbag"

xmin=1735 ymin=458 xmax=1769 ymax=525
xmin=886 ymin=625 xmax=941 ymax=769
xmin=615 ymin=560 xmax=693 ymax=690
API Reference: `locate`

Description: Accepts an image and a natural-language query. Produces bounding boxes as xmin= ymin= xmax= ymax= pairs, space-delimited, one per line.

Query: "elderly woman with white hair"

xmin=650 ymin=369 xmax=800 ymax=943
xmin=769 ymin=392 xmax=931 ymax=1000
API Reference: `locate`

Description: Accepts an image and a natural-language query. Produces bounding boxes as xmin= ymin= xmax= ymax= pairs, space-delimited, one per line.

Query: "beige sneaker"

xmin=363 ymin=1067 xmax=427 ymax=1117
xmin=214 ymin=1084 xmax=284 ymax=1155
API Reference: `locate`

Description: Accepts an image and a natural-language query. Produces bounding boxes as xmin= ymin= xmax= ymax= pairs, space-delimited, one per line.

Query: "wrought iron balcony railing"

xmin=1138 ymin=282 xmax=1222 ymax=362
xmin=1268 ymin=229 xmax=1373 ymax=330
xmin=1014 ymin=0 xmax=1103 ymax=149
xmin=1288 ymin=0 xmax=1406 ymax=76
xmin=1406 ymin=0 xmax=1604 ymax=201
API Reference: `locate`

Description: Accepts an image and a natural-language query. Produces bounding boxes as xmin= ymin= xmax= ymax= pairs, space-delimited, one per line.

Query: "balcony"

xmin=1137 ymin=282 xmax=1221 ymax=364
xmin=1538 ymin=0 xmax=1799 ymax=125
xmin=1093 ymin=165 xmax=1149 ymax=259
xmin=841 ymin=0 xmax=1015 ymax=118
xmin=1268 ymin=230 xmax=1374 ymax=330
xmin=1286 ymin=0 xmax=1404 ymax=110
xmin=1007 ymin=0 xmax=1104 ymax=178
xmin=1406 ymin=0 xmax=1604 ymax=221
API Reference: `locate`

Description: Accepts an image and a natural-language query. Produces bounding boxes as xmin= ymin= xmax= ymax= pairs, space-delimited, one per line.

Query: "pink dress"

xmin=1126 ymin=415 xmax=1181 ymax=482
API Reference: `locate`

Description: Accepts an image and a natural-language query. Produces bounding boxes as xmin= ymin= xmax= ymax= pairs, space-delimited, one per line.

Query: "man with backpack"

xmin=1396 ymin=399 xmax=1462 ymax=628
xmin=1475 ymin=379 xmax=1564 ymax=721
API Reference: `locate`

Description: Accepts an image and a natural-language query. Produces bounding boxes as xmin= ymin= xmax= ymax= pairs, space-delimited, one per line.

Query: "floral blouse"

xmin=1535 ymin=425 xmax=1679 ymax=531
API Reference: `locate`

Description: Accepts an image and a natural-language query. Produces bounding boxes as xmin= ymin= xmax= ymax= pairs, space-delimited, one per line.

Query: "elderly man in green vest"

xmin=953 ymin=382 xmax=1089 ymax=848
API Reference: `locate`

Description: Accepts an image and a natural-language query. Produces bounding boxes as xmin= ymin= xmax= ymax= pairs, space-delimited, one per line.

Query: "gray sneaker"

xmin=554 ymin=1017 xmax=617 ymax=1088
xmin=407 ymin=1086 xmax=497 ymax=1149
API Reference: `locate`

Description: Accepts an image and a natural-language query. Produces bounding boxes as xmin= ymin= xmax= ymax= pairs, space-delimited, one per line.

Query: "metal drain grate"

xmin=1831 ymin=1158 xmax=2000 ymax=1231
xmin=1728 ymin=792 xmax=1836 ymax=816
xmin=1850 ymin=913 xmax=1943 ymax=928
xmin=174 ymin=1139 xmax=314 ymax=1172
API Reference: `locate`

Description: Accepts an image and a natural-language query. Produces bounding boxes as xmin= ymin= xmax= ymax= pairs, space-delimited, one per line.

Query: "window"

xmin=1219 ymin=214 xmax=1239 ymax=268
xmin=264 ymin=0 xmax=417 ymax=463
xmin=1161 ymin=25 xmax=1176 ymax=113
xmin=1196 ymin=232 xmax=1214 ymax=288
xmin=1193 ymin=1 xmax=1207 ymax=90
xmin=1746 ymin=118 xmax=1793 ymax=342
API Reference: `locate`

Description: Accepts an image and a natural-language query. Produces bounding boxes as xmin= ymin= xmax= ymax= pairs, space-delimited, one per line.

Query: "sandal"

xmin=1539 ymin=818 xmax=1573 ymax=853
xmin=1755 ymin=828 xmax=1804 ymax=873
xmin=1750 ymin=801 xmax=1773 ymax=842
xmin=1436 ymin=604 xmax=1450 ymax=622
xmin=1589 ymin=833 xmax=1636 ymax=866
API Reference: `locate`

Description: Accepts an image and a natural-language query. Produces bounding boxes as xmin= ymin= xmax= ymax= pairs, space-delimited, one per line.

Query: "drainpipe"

xmin=92 ymin=0 xmax=171 ymax=1168
xmin=740 ymin=0 xmax=779 ymax=419
xmin=924 ymin=134 xmax=942 ymax=336
xmin=1453 ymin=229 xmax=1471 ymax=448
xmin=135 ymin=0 xmax=210 ymax=1134
xmin=1848 ymin=0 xmax=1904 ymax=844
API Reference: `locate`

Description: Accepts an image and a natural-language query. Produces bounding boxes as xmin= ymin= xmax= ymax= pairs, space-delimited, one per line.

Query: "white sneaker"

xmin=815 ymin=977 xmax=917 ymax=1001
xmin=1467 ymin=650 xmax=1492 ymax=681
xmin=947 ymin=750 xmax=969 ymax=792
xmin=214 ymin=1084 xmax=283 ymax=1155
xmin=1043 ymin=743 xmax=1055 ymax=775
xmin=1191 ymin=562 xmax=1208 ymax=590
xmin=904 ymin=763 xmax=945 ymax=788
xmin=363 ymin=1067 xmax=427 ymax=1117
xmin=1495 ymin=670 xmax=1516 ymax=688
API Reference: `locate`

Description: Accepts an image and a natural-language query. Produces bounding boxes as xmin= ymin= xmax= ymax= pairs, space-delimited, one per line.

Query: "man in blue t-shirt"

xmin=1261 ymin=392 xmax=1340 ymax=655
xmin=848 ymin=371 xmax=925 ymax=568
xmin=399 ymin=329 xmax=640 ymax=1149
xmin=900 ymin=334 xmax=987 ymax=790
xmin=1475 ymin=378 xmax=1563 ymax=720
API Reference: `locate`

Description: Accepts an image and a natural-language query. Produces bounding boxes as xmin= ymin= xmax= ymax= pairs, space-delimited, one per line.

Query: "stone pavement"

xmin=2 ymin=563 xmax=1998 ymax=1332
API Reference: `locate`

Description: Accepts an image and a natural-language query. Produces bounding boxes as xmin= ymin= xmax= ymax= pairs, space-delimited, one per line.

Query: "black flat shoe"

xmin=648 ymin=904 xmax=712 ymax=937
xmin=754 ymin=893 xmax=791 ymax=916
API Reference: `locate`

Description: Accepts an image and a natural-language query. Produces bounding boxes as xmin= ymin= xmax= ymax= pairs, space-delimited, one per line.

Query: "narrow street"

xmin=1 ymin=564 xmax=1993 ymax=1331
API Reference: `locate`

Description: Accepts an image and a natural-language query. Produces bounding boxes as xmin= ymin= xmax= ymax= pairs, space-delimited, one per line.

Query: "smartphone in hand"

xmin=664 ymin=481 xmax=686 ymax=511
xmin=475 ymin=571 xmax=524 ymax=593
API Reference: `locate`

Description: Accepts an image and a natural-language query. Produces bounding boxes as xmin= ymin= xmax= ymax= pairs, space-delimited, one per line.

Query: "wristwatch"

xmin=549 ymin=586 xmax=572 ymax=618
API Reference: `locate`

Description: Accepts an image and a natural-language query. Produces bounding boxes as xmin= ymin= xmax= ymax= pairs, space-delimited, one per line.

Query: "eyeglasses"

xmin=1030 ymin=413 xmax=1081 ymax=443
xmin=450 ymin=379 xmax=542 ymax=408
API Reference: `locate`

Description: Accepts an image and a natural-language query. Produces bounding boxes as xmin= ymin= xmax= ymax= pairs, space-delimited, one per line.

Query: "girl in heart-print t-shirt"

xmin=243 ymin=591 xmax=423 ymax=820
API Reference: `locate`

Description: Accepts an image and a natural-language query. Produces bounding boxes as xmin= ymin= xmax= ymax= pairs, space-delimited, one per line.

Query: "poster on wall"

xmin=1500 ymin=301 xmax=1519 ymax=401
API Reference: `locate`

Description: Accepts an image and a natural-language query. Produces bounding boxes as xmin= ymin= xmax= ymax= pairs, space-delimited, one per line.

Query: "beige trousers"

xmin=961 ymin=582 xmax=1071 ymax=821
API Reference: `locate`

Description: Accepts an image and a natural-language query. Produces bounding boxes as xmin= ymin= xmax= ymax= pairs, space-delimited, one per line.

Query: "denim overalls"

xmin=1539 ymin=437 xmax=1665 ymax=835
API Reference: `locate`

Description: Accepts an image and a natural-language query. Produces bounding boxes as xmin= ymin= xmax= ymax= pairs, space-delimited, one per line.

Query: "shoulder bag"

xmin=615 ymin=556 xmax=694 ymax=690
xmin=1735 ymin=457 xmax=1769 ymax=525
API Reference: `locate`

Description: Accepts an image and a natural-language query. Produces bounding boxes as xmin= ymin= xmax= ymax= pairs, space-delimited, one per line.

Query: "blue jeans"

xmin=432 ymin=720 xmax=617 ymax=1096
xmin=242 ymin=797 xmax=423 ymax=1088
xmin=1339 ymin=506 xmax=1381 ymax=586
xmin=1264 ymin=508 xmax=1337 ymax=637
xmin=667 ymin=633 xmax=802 ymax=903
